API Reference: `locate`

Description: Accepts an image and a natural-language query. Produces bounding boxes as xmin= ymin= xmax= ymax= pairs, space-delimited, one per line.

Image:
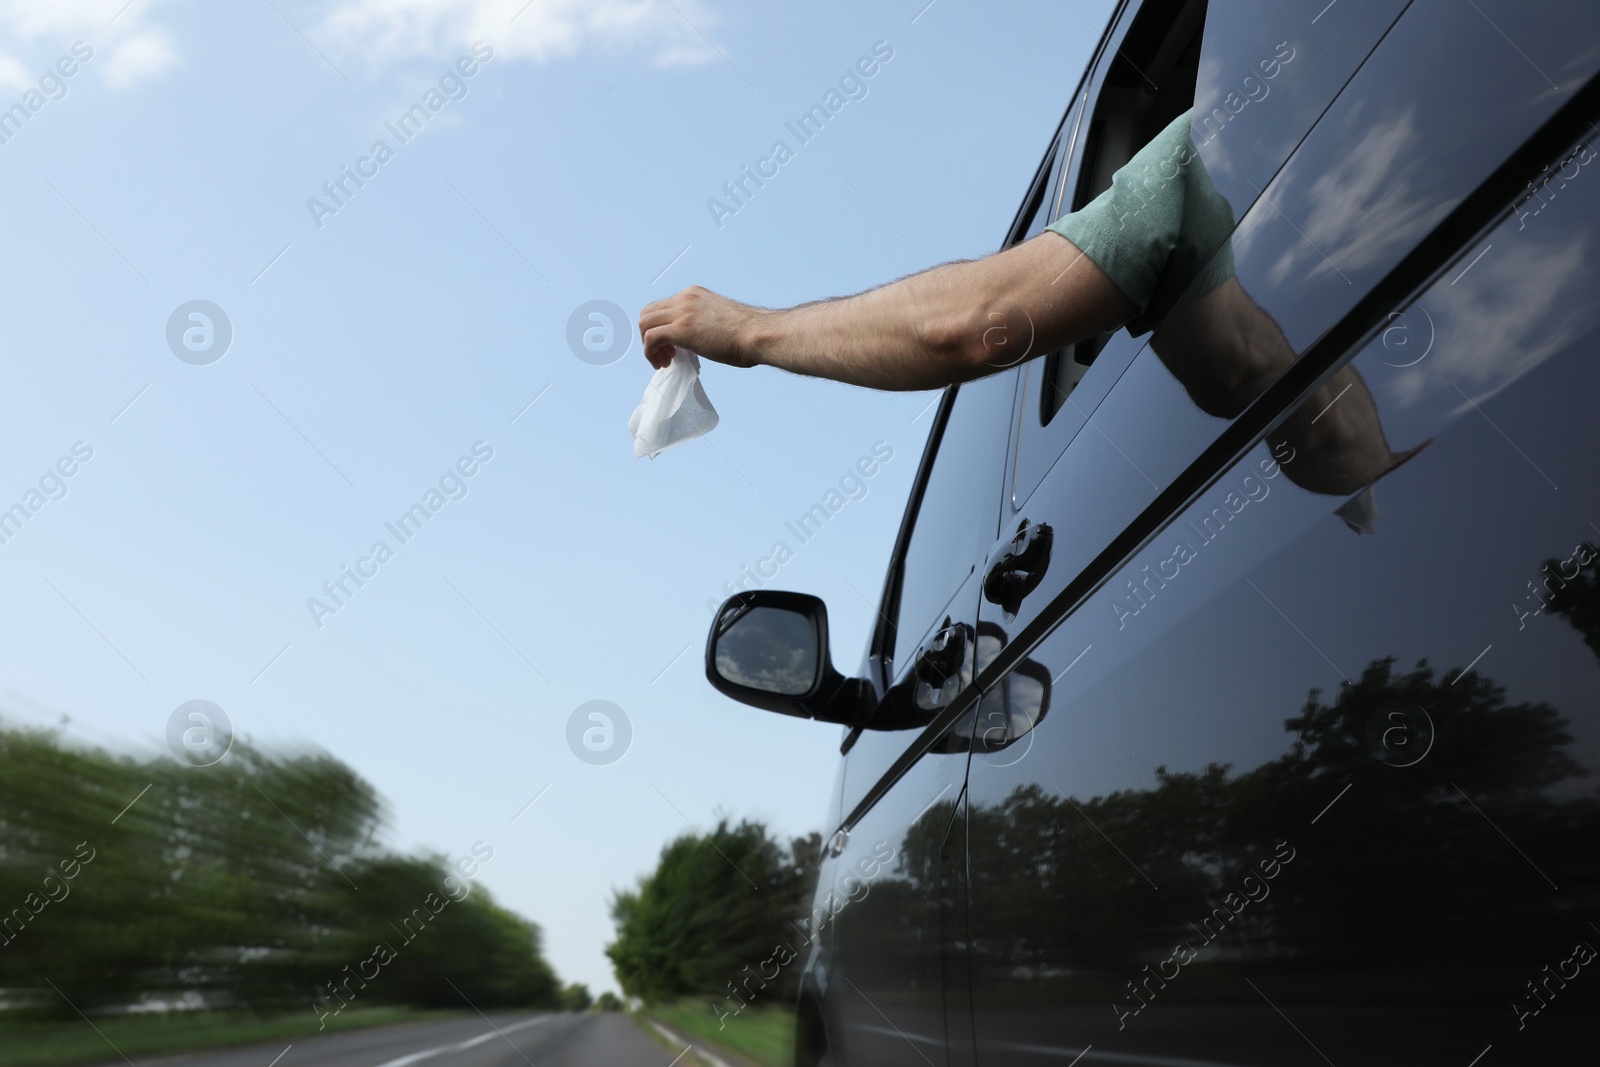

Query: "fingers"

xmin=639 ymin=300 xmax=681 ymax=369
xmin=639 ymin=287 xmax=723 ymax=368
xmin=642 ymin=325 xmax=678 ymax=369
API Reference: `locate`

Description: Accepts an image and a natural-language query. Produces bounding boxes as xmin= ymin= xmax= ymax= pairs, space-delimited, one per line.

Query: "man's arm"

xmin=636 ymin=232 xmax=1136 ymax=391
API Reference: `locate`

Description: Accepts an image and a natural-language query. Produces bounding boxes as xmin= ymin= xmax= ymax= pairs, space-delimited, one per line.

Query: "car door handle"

xmin=912 ymin=619 xmax=972 ymax=713
xmin=914 ymin=619 xmax=968 ymax=687
xmin=984 ymin=518 xmax=1054 ymax=617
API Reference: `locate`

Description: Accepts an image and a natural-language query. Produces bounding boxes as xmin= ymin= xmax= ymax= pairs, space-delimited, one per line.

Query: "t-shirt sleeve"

xmin=1047 ymin=109 xmax=1237 ymax=336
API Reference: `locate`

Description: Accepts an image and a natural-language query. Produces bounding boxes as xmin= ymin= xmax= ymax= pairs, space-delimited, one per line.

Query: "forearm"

xmin=744 ymin=261 xmax=987 ymax=391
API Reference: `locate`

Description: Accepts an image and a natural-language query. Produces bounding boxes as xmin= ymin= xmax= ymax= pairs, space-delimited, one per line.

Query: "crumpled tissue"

xmin=629 ymin=350 xmax=719 ymax=459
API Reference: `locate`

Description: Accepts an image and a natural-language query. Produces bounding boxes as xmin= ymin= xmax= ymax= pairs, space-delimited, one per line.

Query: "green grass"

xmin=0 ymin=1006 xmax=465 ymax=1067
xmin=647 ymin=1000 xmax=795 ymax=1067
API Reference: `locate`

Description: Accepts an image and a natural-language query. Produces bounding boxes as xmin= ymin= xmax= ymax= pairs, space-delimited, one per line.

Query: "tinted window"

xmin=982 ymin=0 xmax=1600 ymax=657
xmin=1192 ymin=0 xmax=1409 ymax=222
xmin=1013 ymin=0 xmax=1417 ymax=512
xmin=890 ymin=370 xmax=1016 ymax=676
xmin=1013 ymin=0 xmax=1207 ymax=509
xmin=967 ymin=122 xmax=1600 ymax=1065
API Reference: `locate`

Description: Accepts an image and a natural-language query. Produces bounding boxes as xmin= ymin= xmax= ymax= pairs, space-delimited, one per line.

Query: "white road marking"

xmin=370 ymin=1046 xmax=450 ymax=1067
xmin=368 ymin=1017 xmax=548 ymax=1067
xmin=649 ymin=1019 xmax=734 ymax=1067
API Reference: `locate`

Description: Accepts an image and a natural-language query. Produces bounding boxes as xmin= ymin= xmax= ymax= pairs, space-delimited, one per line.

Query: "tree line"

xmin=0 ymin=728 xmax=560 ymax=1019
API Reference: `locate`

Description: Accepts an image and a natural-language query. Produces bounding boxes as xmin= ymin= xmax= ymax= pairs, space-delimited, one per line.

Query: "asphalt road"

xmin=85 ymin=1013 xmax=687 ymax=1067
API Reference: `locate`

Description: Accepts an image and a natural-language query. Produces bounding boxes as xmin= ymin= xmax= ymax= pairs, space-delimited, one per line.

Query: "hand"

xmin=638 ymin=286 xmax=763 ymax=370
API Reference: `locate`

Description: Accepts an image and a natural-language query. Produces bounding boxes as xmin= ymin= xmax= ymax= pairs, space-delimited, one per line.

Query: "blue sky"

xmin=0 ymin=0 xmax=1111 ymax=995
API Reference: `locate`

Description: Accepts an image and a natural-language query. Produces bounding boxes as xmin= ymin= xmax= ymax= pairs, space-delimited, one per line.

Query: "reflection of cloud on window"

xmin=1562 ymin=39 xmax=1600 ymax=79
xmin=1192 ymin=54 xmax=1236 ymax=177
xmin=1265 ymin=106 xmax=1450 ymax=287
xmin=1228 ymin=183 xmax=1273 ymax=264
xmin=1389 ymin=234 xmax=1593 ymax=413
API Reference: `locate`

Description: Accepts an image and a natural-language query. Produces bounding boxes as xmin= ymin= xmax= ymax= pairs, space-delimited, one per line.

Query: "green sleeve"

xmin=1048 ymin=109 xmax=1237 ymax=336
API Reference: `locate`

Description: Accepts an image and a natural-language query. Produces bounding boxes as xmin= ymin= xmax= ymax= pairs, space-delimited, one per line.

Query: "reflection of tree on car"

xmin=1540 ymin=540 xmax=1600 ymax=656
xmin=890 ymin=648 xmax=1597 ymax=1014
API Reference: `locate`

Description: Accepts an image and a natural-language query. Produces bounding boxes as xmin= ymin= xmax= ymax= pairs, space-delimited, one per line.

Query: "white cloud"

xmin=0 ymin=0 xmax=133 ymax=41
xmin=312 ymin=0 xmax=719 ymax=73
xmin=102 ymin=27 xmax=178 ymax=89
xmin=0 ymin=51 xmax=28 ymax=90
xmin=0 ymin=0 xmax=180 ymax=91
xmin=0 ymin=0 xmax=719 ymax=94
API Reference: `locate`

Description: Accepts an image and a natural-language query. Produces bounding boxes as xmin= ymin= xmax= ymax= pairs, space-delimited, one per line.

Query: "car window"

xmin=1011 ymin=0 xmax=1414 ymax=512
xmin=889 ymin=368 xmax=1016 ymax=677
xmin=972 ymin=0 xmax=1600 ymax=664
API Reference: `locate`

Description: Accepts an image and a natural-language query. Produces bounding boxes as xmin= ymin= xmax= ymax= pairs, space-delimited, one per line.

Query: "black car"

xmin=705 ymin=1 xmax=1600 ymax=1063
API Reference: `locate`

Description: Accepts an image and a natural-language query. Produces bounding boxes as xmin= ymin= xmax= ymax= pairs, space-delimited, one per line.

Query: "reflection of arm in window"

xmin=1061 ymin=108 xmax=1430 ymax=499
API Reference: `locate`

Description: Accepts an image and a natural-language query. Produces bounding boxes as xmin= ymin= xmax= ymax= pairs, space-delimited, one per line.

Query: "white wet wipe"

xmin=629 ymin=350 xmax=719 ymax=459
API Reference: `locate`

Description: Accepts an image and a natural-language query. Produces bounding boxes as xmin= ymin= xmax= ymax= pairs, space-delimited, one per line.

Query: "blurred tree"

xmin=0 ymin=728 xmax=560 ymax=1018
xmin=559 ymin=983 xmax=593 ymax=1012
xmin=605 ymin=821 xmax=820 ymax=1003
xmin=595 ymin=990 xmax=624 ymax=1011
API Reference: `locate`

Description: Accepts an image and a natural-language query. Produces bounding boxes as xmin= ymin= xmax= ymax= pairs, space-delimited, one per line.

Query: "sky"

xmin=0 ymin=0 xmax=1113 ymax=995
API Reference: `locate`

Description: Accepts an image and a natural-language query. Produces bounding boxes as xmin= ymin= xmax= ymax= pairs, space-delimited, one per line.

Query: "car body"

xmin=705 ymin=1 xmax=1600 ymax=1062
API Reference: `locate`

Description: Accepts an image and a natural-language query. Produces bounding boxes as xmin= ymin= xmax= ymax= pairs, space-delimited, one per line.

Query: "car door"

xmin=966 ymin=1 xmax=1600 ymax=1063
xmin=819 ymin=123 xmax=1072 ymax=1067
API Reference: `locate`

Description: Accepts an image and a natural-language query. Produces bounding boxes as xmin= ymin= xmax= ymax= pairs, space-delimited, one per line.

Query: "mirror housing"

xmin=705 ymin=591 xmax=869 ymax=725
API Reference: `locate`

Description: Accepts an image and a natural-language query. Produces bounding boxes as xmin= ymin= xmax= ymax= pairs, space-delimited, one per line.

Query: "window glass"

xmin=1191 ymin=0 xmax=1409 ymax=223
xmin=890 ymin=369 xmax=1016 ymax=676
xmin=1012 ymin=0 xmax=1207 ymax=509
xmin=1012 ymin=0 xmax=1415 ymax=512
xmin=996 ymin=0 xmax=1600 ymax=637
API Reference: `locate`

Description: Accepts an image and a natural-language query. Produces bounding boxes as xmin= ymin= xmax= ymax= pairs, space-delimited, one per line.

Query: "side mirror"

xmin=705 ymin=591 xmax=867 ymax=725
